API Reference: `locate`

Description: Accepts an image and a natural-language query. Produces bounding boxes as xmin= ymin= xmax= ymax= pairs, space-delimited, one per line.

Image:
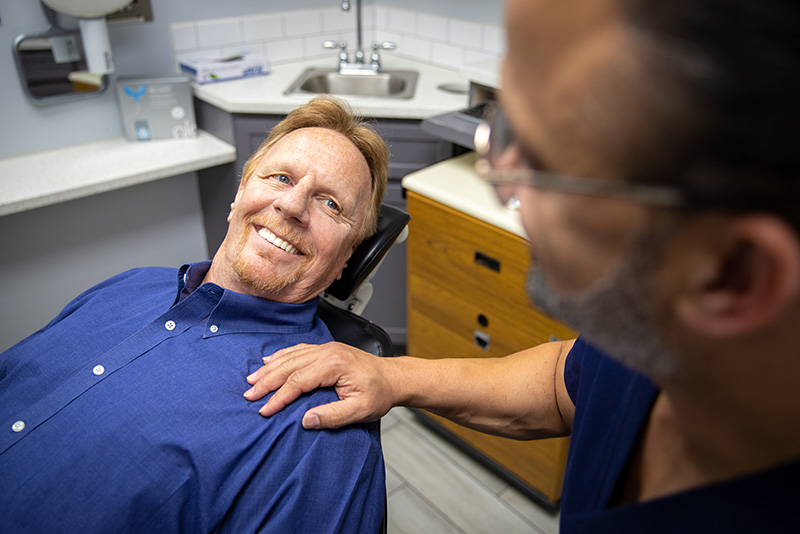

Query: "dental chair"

xmin=315 ymin=202 xmax=410 ymax=534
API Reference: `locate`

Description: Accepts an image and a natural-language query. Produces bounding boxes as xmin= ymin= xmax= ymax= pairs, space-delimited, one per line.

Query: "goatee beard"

xmin=525 ymin=228 xmax=677 ymax=380
xmin=232 ymin=216 xmax=311 ymax=297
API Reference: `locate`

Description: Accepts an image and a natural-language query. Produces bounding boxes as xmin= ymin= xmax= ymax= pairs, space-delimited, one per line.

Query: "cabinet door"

xmin=406 ymin=192 xmax=575 ymax=505
xmin=372 ymin=119 xmax=453 ymax=180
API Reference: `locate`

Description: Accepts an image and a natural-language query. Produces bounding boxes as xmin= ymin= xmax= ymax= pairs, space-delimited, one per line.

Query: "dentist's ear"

xmin=675 ymin=214 xmax=800 ymax=338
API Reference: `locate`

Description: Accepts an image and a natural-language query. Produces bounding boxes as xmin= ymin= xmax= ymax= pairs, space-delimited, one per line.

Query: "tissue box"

xmin=178 ymin=55 xmax=270 ymax=84
xmin=116 ymin=75 xmax=197 ymax=141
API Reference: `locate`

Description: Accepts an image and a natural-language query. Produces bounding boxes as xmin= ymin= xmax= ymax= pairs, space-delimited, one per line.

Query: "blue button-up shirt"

xmin=0 ymin=262 xmax=384 ymax=533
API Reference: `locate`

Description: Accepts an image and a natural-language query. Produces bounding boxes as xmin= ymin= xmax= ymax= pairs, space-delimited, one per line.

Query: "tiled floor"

xmin=382 ymin=407 xmax=560 ymax=534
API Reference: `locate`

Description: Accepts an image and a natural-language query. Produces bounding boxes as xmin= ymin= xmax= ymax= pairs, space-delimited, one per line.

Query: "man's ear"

xmin=227 ymin=189 xmax=244 ymax=223
xmin=334 ymin=262 xmax=348 ymax=281
xmin=333 ymin=241 xmax=360 ymax=282
xmin=676 ymin=215 xmax=800 ymax=338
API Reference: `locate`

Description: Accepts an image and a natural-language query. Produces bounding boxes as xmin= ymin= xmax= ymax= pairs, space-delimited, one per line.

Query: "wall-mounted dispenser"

xmin=40 ymin=0 xmax=133 ymax=75
xmin=14 ymin=1 xmax=151 ymax=105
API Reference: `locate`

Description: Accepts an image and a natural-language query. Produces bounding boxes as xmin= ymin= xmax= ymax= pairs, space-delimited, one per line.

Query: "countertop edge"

xmin=401 ymin=153 xmax=529 ymax=240
xmin=0 ymin=131 xmax=236 ymax=217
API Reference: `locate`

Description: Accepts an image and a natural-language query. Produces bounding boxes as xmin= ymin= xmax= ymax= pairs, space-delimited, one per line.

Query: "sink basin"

xmin=284 ymin=68 xmax=418 ymax=99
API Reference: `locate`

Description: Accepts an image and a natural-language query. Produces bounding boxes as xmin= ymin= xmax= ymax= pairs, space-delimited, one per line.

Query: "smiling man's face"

xmin=207 ymin=127 xmax=372 ymax=303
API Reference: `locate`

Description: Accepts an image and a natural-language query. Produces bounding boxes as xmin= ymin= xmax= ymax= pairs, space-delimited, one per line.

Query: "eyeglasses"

xmin=473 ymin=105 xmax=686 ymax=208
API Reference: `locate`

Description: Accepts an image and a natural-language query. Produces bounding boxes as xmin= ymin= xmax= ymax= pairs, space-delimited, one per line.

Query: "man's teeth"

xmin=257 ymin=228 xmax=300 ymax=255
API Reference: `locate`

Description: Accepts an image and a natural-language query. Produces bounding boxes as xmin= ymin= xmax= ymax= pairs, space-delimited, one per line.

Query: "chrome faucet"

xmin=324 ymin=0 xmax=396 ymax=74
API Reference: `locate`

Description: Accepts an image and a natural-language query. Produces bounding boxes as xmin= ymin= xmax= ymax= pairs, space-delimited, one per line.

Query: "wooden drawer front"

xmin=408 ymin=274 xmax=565 ymax=358
xmin=406 ymin=193 xmax=576 ymax=342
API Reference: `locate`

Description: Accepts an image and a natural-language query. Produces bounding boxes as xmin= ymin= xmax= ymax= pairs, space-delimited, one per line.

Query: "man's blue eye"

xmin=326 ymin=199 xmax=340 ymax=211
xmin=276 ymin=174 xmax=291 ymax=184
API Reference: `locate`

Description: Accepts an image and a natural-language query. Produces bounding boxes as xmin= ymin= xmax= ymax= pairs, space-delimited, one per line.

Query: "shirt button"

xmin=165 ymin=320 xmax=176 ymax=331
xmin=209 ymin=325 xmax=219 ymax=333
xmin=93 ymin=365 xmax=105 ymax=376
xmin=12 ymin=420 xmax=25 ymax=433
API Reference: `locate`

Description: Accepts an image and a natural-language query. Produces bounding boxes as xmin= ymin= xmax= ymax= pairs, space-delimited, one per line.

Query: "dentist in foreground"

xmin=246 ymin=0 xmax=800 ymax=530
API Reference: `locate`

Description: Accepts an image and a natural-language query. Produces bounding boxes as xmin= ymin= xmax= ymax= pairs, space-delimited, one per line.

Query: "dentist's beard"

xmin=525 ymin=228 xmax=677 ymax=380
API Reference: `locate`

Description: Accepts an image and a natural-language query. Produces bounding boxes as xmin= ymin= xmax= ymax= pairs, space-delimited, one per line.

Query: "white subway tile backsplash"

xmin=169 ymin=4 xmax=504 ymax=73
xmin=268 ymin=38 xmax=306 ymax=64
xmin=222 ymin=43 xmax=268 ymax=60
xmin=196 ymin=19 xmax=243 ymax=49
xmin=482 ymin=25 xmax=505 ymax=56
xmin=449 ymin=19 xmax=483 ymax=49
xmin=171 ymin=22 xmax=197 ymax=52
xmin=322 ymin=8 xmax=352 ymax=33
xmin=404 ymin=35 xmax=432 ymax=63
xmin=432 ymin=42 xmax=463 ymax=68
xmin=372 ymin=5 xmax=388 ymax=29
xmin=242 ymin=14 xmax=284 ymax=43
xmin=387 ymin=8 xmax=416 ymax=34
xmin=417 ymin=14 xmax=448 ymax=42
xmin=285 ymin=10 xmax=322 ymax=38
xmin=304 ymin=36 xmax=331 ymax=60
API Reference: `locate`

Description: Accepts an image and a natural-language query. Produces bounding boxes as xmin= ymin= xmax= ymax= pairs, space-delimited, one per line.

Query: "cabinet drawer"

xmin=408 ymin=274 xmax=568 ymax=357
xmin=406 ymin=192 xmax=575 ymax=341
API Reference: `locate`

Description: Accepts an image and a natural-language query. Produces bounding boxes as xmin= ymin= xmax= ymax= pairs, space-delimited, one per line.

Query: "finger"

xmin=255 ymin=362 xmax=335 ymax=415
xmin=261 ymin=343 xmax=315 ymax=366
xmin=301 ymin=398 xmax=372 ymax=429
xmin=248 ymin=343 xmax=318 ymax=384
xmin=245 ymin=350 xmax=333 ymax=401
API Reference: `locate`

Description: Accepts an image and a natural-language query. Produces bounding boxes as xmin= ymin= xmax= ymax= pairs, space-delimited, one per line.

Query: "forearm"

xmin=385 ymin=339 xmax=576 ymax=440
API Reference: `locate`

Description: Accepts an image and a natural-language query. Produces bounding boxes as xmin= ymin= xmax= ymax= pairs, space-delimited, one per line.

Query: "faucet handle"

xmin=324 ymin=40 xmax=350 ymax=65
xmin=372 ymin=41 xmax=397 ymax=51
xmin=323 ymin=40 xmax=347 ymax=50
xmin=370 ymin=41 xmax=396 ymax=71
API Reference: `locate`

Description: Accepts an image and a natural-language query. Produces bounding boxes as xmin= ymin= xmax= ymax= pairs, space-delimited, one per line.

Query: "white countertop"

xmin=192 ymin=56 xmax=472 ymax=118
xmin=401 ymin=152 xmax=527 ymax=240
xmin=0 ymin=131 xmax=236 ymax=217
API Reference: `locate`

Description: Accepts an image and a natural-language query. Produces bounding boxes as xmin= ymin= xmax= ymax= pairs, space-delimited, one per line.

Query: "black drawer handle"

xmin=474 ymin=251 xmax=500 ymax=273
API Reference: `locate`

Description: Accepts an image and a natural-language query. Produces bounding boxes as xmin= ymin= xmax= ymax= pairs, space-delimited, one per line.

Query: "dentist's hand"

xmin=244 ymin=342 xmax=400 ymax=429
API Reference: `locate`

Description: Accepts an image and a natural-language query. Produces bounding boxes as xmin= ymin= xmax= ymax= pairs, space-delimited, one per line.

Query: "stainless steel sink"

xmin=284 ymin=68 xmax=418 ymax=99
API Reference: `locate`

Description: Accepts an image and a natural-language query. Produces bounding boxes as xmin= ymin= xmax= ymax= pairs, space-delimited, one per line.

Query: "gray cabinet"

xmin=195 ymin=99 xmax=454 ymax=348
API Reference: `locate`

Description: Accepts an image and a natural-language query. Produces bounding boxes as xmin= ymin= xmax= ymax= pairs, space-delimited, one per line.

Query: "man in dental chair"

xmin=0 ymin=96 xmax=389 ymax=533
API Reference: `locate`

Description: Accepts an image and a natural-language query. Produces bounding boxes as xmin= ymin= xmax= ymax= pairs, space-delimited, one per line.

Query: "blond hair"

xmin=241 ymin=96 xmax=389 ymax=244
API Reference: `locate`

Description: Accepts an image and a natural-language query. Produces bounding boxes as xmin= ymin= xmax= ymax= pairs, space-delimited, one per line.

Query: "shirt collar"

xmin=175 ymin=262 xmax=321 ymax=336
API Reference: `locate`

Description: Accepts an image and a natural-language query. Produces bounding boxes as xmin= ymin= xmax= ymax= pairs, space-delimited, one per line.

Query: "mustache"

xmin=247 ymin=214 xmax=311 ymax=256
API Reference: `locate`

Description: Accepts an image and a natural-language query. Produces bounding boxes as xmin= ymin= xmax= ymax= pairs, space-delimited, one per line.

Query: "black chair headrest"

xmin=324 ymin=203 xmax=410 ymax=301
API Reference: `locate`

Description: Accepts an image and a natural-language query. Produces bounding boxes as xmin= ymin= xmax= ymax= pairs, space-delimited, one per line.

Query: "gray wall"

xmin=380 ymin=0 xmax=503 ymax=25
xmin=0 ymin=174 xmax=209 ymax=352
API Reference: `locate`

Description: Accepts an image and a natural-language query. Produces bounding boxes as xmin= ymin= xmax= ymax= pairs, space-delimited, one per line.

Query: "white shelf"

xmin=0 ymin=130 xmax=235 ymax=216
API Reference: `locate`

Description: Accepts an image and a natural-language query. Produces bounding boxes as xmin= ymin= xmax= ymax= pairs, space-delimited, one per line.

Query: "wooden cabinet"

xmin=406 ymin=191 xmax=576 ymax=506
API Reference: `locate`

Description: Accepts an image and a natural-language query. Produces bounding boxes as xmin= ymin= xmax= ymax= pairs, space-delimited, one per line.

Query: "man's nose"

xmin=273 ymin=180 xmax=312 ymax=225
